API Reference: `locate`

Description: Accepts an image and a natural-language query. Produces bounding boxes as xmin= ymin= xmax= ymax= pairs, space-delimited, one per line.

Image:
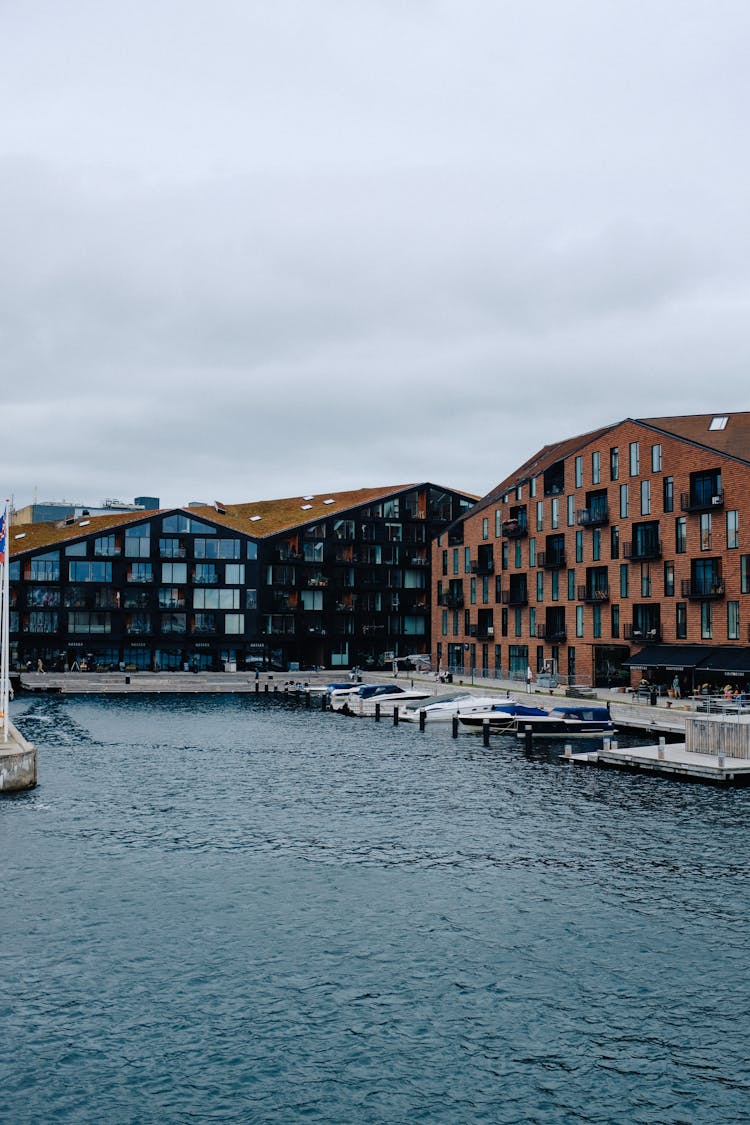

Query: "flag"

xmin=0 ymin=507 xmax=5 ymax=564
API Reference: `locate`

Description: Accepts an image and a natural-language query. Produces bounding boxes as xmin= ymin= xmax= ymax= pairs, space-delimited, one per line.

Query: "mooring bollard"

xmin=483 ymin=718 xmax=490 ymax=747
xmin=524 ymin=724 xmax=533 ymax=751
xmin=264 ymin=682 xmax=269 ymax=693
xmin=375 ymin=702 xmax=381 ymax=722
xmin=419 ymin=709 xmax=426 ymax=732
xmin=255 ymin=681 xmax=259 ymax=694
xmin=452 ymin=715 xmax=459 ymax=739
xmin=564 ymin=744 xmax=572 ymax=758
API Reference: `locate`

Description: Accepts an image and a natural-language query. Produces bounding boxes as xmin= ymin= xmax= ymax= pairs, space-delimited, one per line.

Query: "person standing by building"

xmin=526 ymin=665 xmax=533 ymax=691
xmin=672 ymin=674 xmax=681 ymax=698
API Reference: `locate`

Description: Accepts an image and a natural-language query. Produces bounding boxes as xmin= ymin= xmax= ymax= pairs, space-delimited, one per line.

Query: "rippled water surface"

xmin=2 ymin=693 xmax=750 ymax=1124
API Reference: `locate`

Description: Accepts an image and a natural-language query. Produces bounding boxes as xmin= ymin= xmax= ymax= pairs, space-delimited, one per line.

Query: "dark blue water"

xmin=2 ymin=694 xmax=749 ymax=1124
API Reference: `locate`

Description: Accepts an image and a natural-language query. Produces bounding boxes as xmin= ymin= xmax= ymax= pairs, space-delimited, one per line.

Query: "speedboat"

xmin=457 ymin=702 xmax=550 ymax=732
xmin=459 ymin=702 xmax=615 ymax=737
xmin=398 ymin=691 xmax=510 ymax=722
xmin=330 ymin=682 xmax=432 ymax=714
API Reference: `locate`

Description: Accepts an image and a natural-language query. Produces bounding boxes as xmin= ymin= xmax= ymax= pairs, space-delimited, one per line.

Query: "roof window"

xmin=249 ymin=515 xmax=262 ymax=522
xmin=14 ymin=532 xmax=26 ymax=539
xmin=709 ymin=416 xmax=729 ymax=430
xmin=323 ymin=498 xmax=334 ymax=505
xmin=301 ymin=504 xmax=313 ymax=511
xmin=79 ymin=519 xmax=90 ymax=526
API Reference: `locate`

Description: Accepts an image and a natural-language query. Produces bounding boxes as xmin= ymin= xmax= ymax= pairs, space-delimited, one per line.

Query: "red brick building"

xmin=432 ymin=412 xmax=750 ymax=690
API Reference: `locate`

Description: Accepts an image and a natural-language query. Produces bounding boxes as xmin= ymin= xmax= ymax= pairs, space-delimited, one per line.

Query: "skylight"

xmin=323 ymin=498 xmax=334 ymax=505
xmin=302 ymin=495 xmax=314 ymax=501
xmin=14 ymin=532 xmax=25 ymax=539
xmin=79 ymin=519 xmax=90 ymax=526
xmin=301 ymin=504 xmax=313 ymax=510
xmin=709 ymin=415 xmax=729 ymax=430
xmin=249 ymin=515 xmax=262 ymax=522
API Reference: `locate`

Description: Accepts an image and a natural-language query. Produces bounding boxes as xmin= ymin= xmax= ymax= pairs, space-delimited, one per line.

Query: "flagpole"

xmin=1 ymin=499 xmax=9 ymax=742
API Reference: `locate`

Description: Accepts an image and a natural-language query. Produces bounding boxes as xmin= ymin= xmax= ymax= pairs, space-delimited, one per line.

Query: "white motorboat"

xmin=458 ymin=702 xmax=615 ymax=737
xmin=398 ymin=691 xmax=509 ymax=723
xmin=330 ymin=682 xmax=432 ymax=715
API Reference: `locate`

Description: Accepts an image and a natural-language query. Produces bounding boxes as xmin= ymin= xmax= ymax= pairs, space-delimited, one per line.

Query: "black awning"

xmin=623 ymin=644 xmax=714 ymax=671
xmin=692 ymin=647 xmax=750 ymax=677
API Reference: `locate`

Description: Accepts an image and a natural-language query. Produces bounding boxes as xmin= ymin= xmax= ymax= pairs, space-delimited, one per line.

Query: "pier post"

xmin=393 ymin=706 xmax=399 ymax=726
xmin=321 ymin=691 xmax=327 ymax=711
xmin=482 ymin=719 xmax=490 ymax=747
xmin=265 ymin=683 xmax=269 ymax=693
xmin=452 ymin=716 xmax=459 ymax=739
xmin=524 ymin=725 xmax=532 ymax=751
xmin=564 ymin=744 xmax=572 ymax=758
xmin=305 ymin=691 xmax=310 ymax=708
xmin=419 ymin=709 xmax=426 ymax=731
xmin=375 ymin=702 xmax=381 ymax=722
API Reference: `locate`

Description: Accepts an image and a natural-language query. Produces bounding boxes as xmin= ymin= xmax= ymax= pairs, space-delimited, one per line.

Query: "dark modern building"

xmin=8 ymin=483 xmax=475 ymax=673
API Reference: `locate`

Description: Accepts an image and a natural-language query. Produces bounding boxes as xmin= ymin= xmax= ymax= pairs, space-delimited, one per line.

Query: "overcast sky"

xmin=3 ymin=1 xmax=750 ymax=511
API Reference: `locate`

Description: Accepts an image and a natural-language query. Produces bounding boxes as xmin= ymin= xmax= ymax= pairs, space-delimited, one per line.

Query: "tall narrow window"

xmin=536 ymin=501 xmax=544 ymax=531
xmin=640 ymin=479 xmax=651 ymax=516
xmin=551 ymin=571 xmax=559 ymax=602
xmin=495 ymin=509 xmax=502 ymax=537
xmin=575 ymin=456 xmax=583 ymax=488
xmin=576 ymin=530 xmax=584 ymax=563
xmin=651 ymin=444 xmax=662 ymax=472
xmin=592 ymin=529 xmax=601 ymax=561
xmin=591 ymin=451 xmax=601 ymax=485
xmin=700 ymin=513 xmax=712 ymax=551
xmin=610 ymin=525 xmax=620 ymax=559
xmin=663 ymin=476 xmax=674 ymax=513
xmin=610 ymin=447 xmax=619 ymax=481
xmin=664 ymin=561 xmax=674 ymax=597
xmin=536 ymin=571 xmax=544 ymax=602
xmin=701 ymin=601 xmax=713 ymax=640
xmin=629 ymin=441 xmax=640 ymax=476
xmin=576 ymin=605 xmax=584 ymax=637
xmin=620 ymin=484 xmax=629 ymax=518
xmin=675 ymin=517 xmax=687 ymax=554
xmin=727 ymin=510 xmax=739 ymax=549
xmin=567 ymin=569 xmax=575 ymax=600
xmin=620 ymin=564 xmax=629 ymax=598
xmin=676 ymin=602 xmax=687 ymax=639
xmin=567 ymin=495 xmax=575 ymax=526
xmin=529 ymin=538 xmax=536 ymax=567
xmin=641 ymin=563 xmax=651 ymax=598
xmin=742 ymin=555 xmax=750 ymax=594
xmin=727 ymin=601 xmax=740 ymax=641
xmin=611 ymin=604 xmax=620 ymax=638
xmin=551 ymin=498 xmax=559 ymax=529
xmin=482 ymin=517 xmax=489 ymax=540
xmin=593 ymin=603 xmax=602 ymax=638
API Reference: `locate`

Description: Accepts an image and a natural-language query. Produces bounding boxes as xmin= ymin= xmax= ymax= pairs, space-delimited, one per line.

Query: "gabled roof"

xmin=467 ymin=423 xmax=616 ymax=519
xmin=637 ymin=411 xmax=750 ymax=464
xmin=9 ymin=483 xmax=477 ymax=556
xmin=7 ymin=508 xmax=161 ymax=557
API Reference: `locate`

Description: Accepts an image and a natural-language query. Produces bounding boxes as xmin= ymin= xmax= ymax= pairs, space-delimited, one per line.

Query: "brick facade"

xmin=431 ymin=416 xmax=750 ymax=687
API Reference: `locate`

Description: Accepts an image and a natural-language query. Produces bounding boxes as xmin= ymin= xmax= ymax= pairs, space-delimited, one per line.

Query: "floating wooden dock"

xmin=565 ymin=735 xmax=750 ymax=786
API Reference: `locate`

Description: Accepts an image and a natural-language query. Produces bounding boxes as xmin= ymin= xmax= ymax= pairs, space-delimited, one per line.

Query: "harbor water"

xmin=2 ymin=693 xmax=749 ymax=1124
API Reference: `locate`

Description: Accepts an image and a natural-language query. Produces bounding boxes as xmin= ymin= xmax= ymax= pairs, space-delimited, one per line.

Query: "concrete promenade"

xmin=15 ymin=668 xmax=719 ymax=737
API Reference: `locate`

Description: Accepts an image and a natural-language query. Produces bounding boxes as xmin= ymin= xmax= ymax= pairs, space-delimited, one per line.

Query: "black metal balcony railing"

xmin=623 ymin=541 xmax=662 ymax=561
xmin=501 ymin=589 xmax=528 ymax=606
xmin=577 ymin=507 xmax=609 ymax=528
xmin=536 ymin=624 xmax=567 ymax=641
xmin=681 ymin=579 xmax=725 ymax=600
xmin=501 ymin=520 xmax=528 ymax=539
xmin=578 ymin=585 xmax=610 ymax=603
xmin=469 ymin=624 xmax=495 ymax=639
xmin=470 ymin=559 xmax=494 ymax=574
xmin=680 ymin=490 xmax=724 ymax=513
xmin=538 ymin=551 xmax=566 ymax=569
xmin=624 ymin=624 xmax=662 ymax=641
xmin=438 ymin=593 xmax=464 ymax=609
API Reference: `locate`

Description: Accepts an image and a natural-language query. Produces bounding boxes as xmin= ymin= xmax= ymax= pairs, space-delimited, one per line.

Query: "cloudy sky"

xmin=3 ymin=1 xmax=750 ymax=510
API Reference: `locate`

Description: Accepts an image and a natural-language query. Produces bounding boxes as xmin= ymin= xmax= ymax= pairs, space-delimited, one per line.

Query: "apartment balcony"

xmin=538 ymin=551 xmax=566 ymax=570
xmin=438 ymin=593 xmax=464 ymax=609
xmin=536 ymin=624 xmax=567 ymax=641
xmin=469 ymin=624 xmax=495 ymax=639
xmin=623 ymin=541 xmax=662 ymax=561
xmin=501 ymin=589 xmax=528 ymax=606
xmin=578 ymin=585 xmax=610 ymax=603
xmin=577 ymin=507 xmax=609 ymax=528
xmin=680 ymin=490 xmax=724 ymax=513
xmin=681 ymin=579 xmax=725 ymax=600
xmin=470 ymin=559 xmax=494 ymax=574
xmin=501 ymin=519 xmax=527 ymax=539
xmin=624 ymin=624 xmax=662 ymax=642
